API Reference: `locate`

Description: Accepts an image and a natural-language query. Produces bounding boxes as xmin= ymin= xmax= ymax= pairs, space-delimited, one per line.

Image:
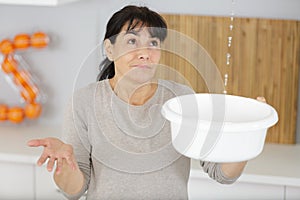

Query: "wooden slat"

xmin=160 ymin=14 xmax=300 ymax=144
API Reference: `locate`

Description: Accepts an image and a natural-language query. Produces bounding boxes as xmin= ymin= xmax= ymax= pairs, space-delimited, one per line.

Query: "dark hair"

xmin=97 ymin=5 xmax=168 ymax=81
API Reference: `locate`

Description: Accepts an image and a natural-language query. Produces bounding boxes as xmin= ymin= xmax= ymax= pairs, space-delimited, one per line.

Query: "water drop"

xmin=226 ymin=53 xmax=231 ymax=65
xmin=224 ymin=73 xmax=229 ymax=86
xmin=228 ymin=36 xmax=232 ymax=47
xmin=223 ymin=0 xmax=236 ymax=95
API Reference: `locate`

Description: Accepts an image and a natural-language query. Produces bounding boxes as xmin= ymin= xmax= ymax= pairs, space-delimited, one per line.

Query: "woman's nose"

xmin=137 ymin=48 xmax=150 ymax=60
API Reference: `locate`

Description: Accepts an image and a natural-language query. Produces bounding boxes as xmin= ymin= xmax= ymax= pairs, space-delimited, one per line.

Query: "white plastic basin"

xmin=161 ymin=93 xmax=278 ymax=162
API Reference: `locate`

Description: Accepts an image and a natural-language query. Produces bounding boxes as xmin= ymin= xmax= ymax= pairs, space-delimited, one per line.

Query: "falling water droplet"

xmin=224 ymin=74 xmax=228 ymax=85
xmin=224 ymin=0 xmax=236 ymax=95
xmin=226 ymin=53 xmax=231 ymax=65
xmin=228 ymin=36 xmax=232 ymax=47
xmin=223 ymin=74 xmax=229 ymax=94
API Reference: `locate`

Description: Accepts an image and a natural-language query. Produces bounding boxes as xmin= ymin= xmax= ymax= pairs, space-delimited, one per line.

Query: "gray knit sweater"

xmin=61 ymin=79 xmax=238 ymax=200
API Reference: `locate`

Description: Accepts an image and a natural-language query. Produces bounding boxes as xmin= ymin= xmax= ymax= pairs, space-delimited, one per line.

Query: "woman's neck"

xmin=109 ymin=77 xmax=158 ymax=106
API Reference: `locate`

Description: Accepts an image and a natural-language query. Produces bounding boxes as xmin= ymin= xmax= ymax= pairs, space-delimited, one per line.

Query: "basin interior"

xmin=167 ymin=94 xmax=273 ymax=124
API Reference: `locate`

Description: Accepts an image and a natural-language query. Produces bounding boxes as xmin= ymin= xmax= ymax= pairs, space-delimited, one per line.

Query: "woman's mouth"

xmin=133 ymin=64 xmax=151 ymax=69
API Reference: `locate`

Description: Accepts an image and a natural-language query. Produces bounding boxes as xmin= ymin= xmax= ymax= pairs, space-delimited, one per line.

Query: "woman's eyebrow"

xmin=125 ymin=29 xmax=159 ymax=39
xmin=125 ymin=29 xmax=139 ymax=36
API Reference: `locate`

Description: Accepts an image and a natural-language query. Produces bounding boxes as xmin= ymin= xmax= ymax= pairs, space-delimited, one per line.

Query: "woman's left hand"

xmin=256 ymin=96 xmax=266 ymax=103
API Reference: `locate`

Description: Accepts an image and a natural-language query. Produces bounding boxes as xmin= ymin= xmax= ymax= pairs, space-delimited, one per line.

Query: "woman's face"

xmin=105 ymin=24 xmax=161 ymax=85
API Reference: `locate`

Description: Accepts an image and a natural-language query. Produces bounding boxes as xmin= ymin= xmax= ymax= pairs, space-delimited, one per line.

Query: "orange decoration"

xmin=0 ymin=104 xmax=8 ymax=121
xmin=21 ymin=83 xmax=38 ymax=103
xmin=31 ymin=32 xmax=49 ymax=48
xmin=0 ymin=39 xmax=14 ymax=55
xmin=8 ymin=107 xmax=24 ymax=123
xmin=24 ymin=102 xmax=42 ymax=119
xmin=0 ymin=31 xmax=49 ymax=123
xmin=14 ymin=34 xmax=31 ymax=50
xmin=1 ymin=56 xmax=18 ymax=74
xmin=14 ymin=70 xmax=30 ymax=86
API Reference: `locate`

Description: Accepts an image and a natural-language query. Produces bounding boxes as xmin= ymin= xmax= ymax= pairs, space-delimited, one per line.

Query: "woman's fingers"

xmin=27 ymin=138 xmax=49 ymax=147
xmin=256 ymin=96 xmax=266 ymax=103
xmin=28 ymin=137 xmax=77 ymax=173
xmin=56 ymin=157 xmax=63 ymax=174
xmin=37 ymin=151 xmax=50 ymax=166
xmin=47 ymin=157 xmax=56 ymax=172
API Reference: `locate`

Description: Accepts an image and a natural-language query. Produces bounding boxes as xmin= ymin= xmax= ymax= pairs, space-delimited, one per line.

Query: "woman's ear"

xmin=104 ymin=39 xmax=114 ymax=61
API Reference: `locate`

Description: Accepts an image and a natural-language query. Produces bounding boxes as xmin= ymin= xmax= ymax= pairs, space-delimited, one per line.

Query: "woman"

xmin=28 ymin=5 xmax=252 ymax=200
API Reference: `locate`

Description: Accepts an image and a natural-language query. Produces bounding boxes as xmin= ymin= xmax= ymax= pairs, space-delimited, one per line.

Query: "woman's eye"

xmin=127 ymin=38 xmax=136 ymax=45
xmin=150 ymin=40 xmax=159 ymax=47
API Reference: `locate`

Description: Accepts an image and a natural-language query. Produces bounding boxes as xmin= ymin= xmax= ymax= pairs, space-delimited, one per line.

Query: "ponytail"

xmin=97 ymin=58 xmax=115 ymax=81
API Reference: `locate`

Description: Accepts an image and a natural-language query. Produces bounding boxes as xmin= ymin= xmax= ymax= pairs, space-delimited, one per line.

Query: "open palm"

xmin=27 ymin=137 xmax=77 ymax=174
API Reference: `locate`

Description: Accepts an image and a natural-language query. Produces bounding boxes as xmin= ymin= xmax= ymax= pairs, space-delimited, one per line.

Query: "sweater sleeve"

xmin=200 ymin=161 xmax=240 ymax=184
xmin=59 ymin=96 xmax=92 ymax=200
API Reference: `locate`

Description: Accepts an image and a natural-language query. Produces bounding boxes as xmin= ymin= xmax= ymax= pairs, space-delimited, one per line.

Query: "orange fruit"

xmin=8 ymin=107 xmax=24 ymax=123
xmin=0 ymin=104 xmax=8 ymax=121
xmin=14 ymin=70 xmax=30 ymax=86
xmin=1 ymin=56 xmax=18 ymax=74
xmin=0 ymin=39 xmax=14 ymax=55
xmin=31 ymin=32 xmax=49 ymax=48
xmin=24 ymin=102 xmax=42 ymax=119
xmin=14 ymin=33 xmax=30 ymax=49
xmin=21 ymin=83 xmax=38 ymax=103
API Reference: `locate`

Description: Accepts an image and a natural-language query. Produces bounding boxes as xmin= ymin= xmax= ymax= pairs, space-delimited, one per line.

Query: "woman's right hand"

xmin=27 ymin=137 xmax=78 ymax=175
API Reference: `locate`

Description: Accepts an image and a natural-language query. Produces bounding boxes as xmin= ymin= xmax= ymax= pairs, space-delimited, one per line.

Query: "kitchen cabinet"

xmin=0 ymin=126 xmax=63 ymax=199
xmin=0 ymin=126 xmax=300 ymax=199
xmin=0 ymin=161 xmax=35 ymax=199
xmin=286 ymin=186 xmax=300 ymax=200
xmin=188 ymin=176 xmax=285 ymax=200
xmin=0 ymin=161 xmax=65 ymax=200
xmin=189 ymin=142 xmax=300 ymax=200
xmin=35 ymin=165 xmax=65 ymax=199
xmin=0 ymin=0 xmax=81 ymax=6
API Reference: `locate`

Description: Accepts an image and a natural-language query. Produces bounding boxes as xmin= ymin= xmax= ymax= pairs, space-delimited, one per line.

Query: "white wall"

xmin=0 ymin=0 xmax=299 ymax=142
xmin=146 ymin=0 xmax=300 ymax=20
